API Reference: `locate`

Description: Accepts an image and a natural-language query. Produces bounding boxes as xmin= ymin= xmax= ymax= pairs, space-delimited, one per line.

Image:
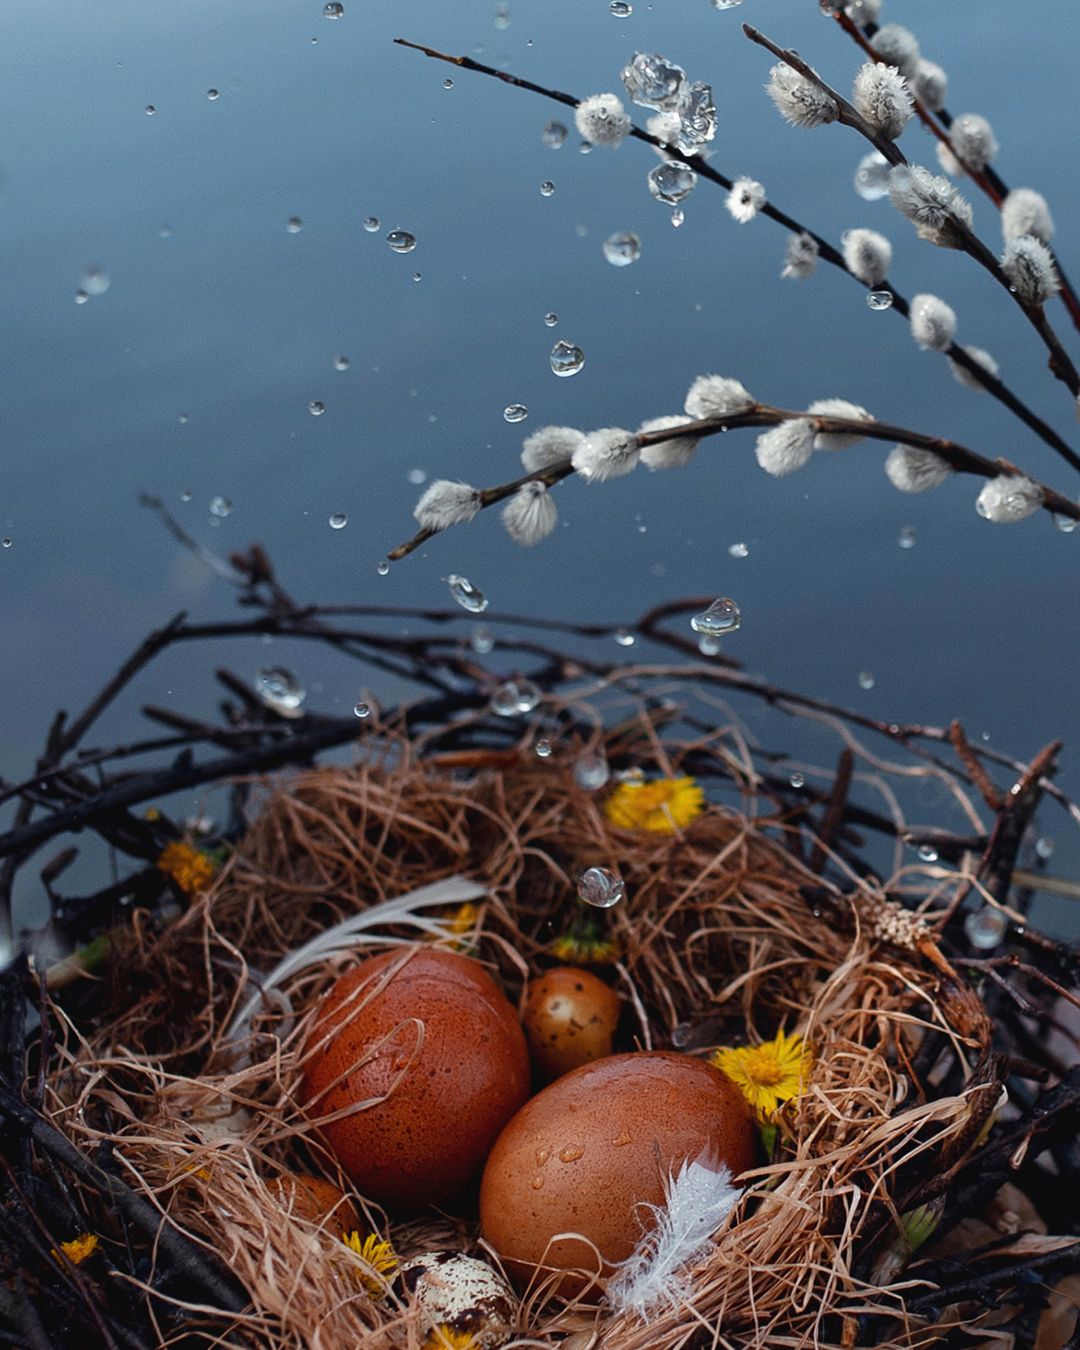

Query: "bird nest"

xmin=18 ymin=714 xmax=1054 ymax=1350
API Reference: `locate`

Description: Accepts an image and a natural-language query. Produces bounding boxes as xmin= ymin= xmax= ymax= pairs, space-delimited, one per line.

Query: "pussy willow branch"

xmin=388 ymin=403 xmax=1080 ymax=562
xmin=832 ymin=8 xmax=1080 ymax=335
xmin=394 ymin=40 xmax=1079 ymax=476
xmin=743 ymin=25 xmax=1080 ymax=399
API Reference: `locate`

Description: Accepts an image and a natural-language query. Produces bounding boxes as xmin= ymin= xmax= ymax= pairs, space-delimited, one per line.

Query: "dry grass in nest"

xmin=44 ymin=738 xmax=997 ymax=1348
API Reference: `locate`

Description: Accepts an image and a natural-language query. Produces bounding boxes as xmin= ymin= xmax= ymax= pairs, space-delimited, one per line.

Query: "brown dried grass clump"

xmin=45 ymin=739 xmax=996 ymax=1348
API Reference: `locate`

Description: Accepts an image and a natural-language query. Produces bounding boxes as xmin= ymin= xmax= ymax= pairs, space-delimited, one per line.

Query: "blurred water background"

xmin=2 ymin=0 xmax=1078 ymax=934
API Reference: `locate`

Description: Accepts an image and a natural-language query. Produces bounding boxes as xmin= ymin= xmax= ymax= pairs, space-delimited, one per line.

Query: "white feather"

xmin=606 ymin=1153 xmax=740 ymax=1319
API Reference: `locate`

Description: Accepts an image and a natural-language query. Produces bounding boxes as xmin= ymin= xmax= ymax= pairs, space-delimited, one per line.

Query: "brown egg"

xmin=267 ymin=1173 xmax=360 ymax=1234
xmin=522 ymin=968 xmax=621 ymax=1082
xmin=300 ymin=946 xmax=529 ymax=1214
xmin=479 ymin=1051 xmax=755 ymax=1291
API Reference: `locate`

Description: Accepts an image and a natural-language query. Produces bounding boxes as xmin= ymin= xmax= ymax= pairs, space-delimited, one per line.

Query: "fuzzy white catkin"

xmin=807 ymin=398 xmax=873 ymax=451
xmin=501 ymin=481 xmax=558 ymax=546
xmin=572 ymin=427 xmax=639 ymax=482
xmin=844 ymin=0 xmax=882 ymax=22
xmin=885 ymin=444 xmax=952 ymax=493
xmin=646 ymin=109 xmax=682 ymax=154
xmin=639 ymin=415 xmax=700 ymax=470
xmin=782 ymin=232 xmax=819 ymax=280
xmin=935 ymin=141 xmax=963 ymax=178
xmin=976 ymin=474 xmax=1043 ymax=523
xmin=412 ymin=480 xmax=482 ymax=531
xmin=765 ymin=62 xmax=839 ymax=129
xmin=889 ymin=165 xmax=973 ymax=246
xmin=684 ymin=375 xmax=755 ymax=419
xmin=948 ymin=345 xmax=1000 ymax=392
xmin=949 ymin=113 xmax=999 ymax=172
xmin=755 ymin=419 xmax=815 ymax=477
xmin=575 ymin=93 xmax=631 ymax=148
xmin=910 ymin=294 xmax=958 ymax=351
xmin=1002 ymin=188 xmax=1054 ymax=245
xmin=912 ymin=59 xmax=948 ymax=112
xmin=852 ymin=63 xmax=914 ymax=140
xmin=521 ymin=425 xmax=585 ymax=473
xmin=726 ymin=177 xmax=765 ymax=223
xmin=872 ymin=24 xmax=921 ymax=77
xmin=842 ymin=228 xmax=893 ymax=287
xmin=1001 ymin=236 xmax=1060 ymax=305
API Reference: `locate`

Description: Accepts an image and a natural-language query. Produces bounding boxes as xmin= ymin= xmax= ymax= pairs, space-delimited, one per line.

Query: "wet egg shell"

xmin=266 ymin=1173 xmax=360 ymax=1234
xmin=522 ymin=967 xmax=621 ymax=1082
xmin=300 ymin=947 xmax=529 ymax=1214
xmin=395 ymin=1250 xmax=517 ymax=1349
xmin=479 ymin=1051 xmax=755 ymax=1290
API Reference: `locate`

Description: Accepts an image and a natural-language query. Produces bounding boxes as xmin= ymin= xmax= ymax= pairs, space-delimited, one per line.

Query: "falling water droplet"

xmin=309 ymin=400 xmax=325 ymax=416
xmin=542 ymin=121 xmax=568 ymax=149
xmin=539 ymin=180 xmax=556 ymax=197
xmin=354 ymin=702 xmax=371 ymax=719
xmin=491 ymin=682 xmax=522 ymax=716
xmin=690 ymin=597 xmax=741 ymax=636
xmin=376 ymin=560 xmax=390 ymax=576
xmin=362 ymin=216 xmax=380 ymax=233
xmin=698 ymin=634 xmax=722 ymax=656
xmin=535 ymin=738 xmax=553 ymax=758
xmin=447 ymin=574 xmax=489 ymax=613
xmin=1053 ymin=511 xmax=1080 ymax=533
xmin=710 ymin=0 xmax=744 ymax=8
xmin=411 ymin=271 xmax=422 ymax=282
xmin=1 ymin=538 xmax=12 ymax=550
xmin=159 ymin=224 xmax=172 ymax=237
xmin=286 ymin=217 xmax=303 ymax=233
xmin=207 ymin=89 xmax=220 ymax=101
xmin=964 ymin=906 xmax=1007 ymax=950
xmin=613 ymin=628 xmax=635 ymax=647
xmin=728 ymin=541 xmax=749 ymax=558
xmin=916 ymin=844 xmax=939 ymax=863
xmin=1035 ymin=836 xmax=1055 ymax=859
xmin=610 ymin=1 xmax=633 ymax=15
xmin=178 ymin=412 xmax=189 ymax=424
xmin=898 ymin=525 xmax=917 ymax=549
xmin=574 ymin=754 xmax=610 ymax=790
xmin=328 ymin=512 xmax=348 ymax=529
xmin=514 ymin=679 xmax=541 ymax=712
xmin=671 ymin=208 xmax=685 ymax=227
xmin=386 ymin=229 xmax=417 ymax=253
xmin=503 ymin=403 xmax=528 ymax=423
xmin=180 ymin=489 xmax=192 ymax=502
xmin=80 ymin=265 xmax=110 ymax=296
xmin=470 ymin=624 xmax=494 ymax=653
xmin=442 ymin=77 xmax=454 ymax=89
xmin=209 ymin=495 xmax=233 ymax=518
xmin=145 ymin=105 xmax=156 ymax=115
xmin=857 ymin=670 xmax=875 ymax=690
xmin=334 ymin=355 xmax=350 ymax=371
xmin=602 ymin=232 xmax=641 ymax=267
xmin=577 ymin=866 xmax=626 ymax=909
xmin=255 ymin=667 xmax=306 ymax=713
xmin=543 ymin=311 xmax=559 ymax=327
xmin=550 ymin=341 xmax=585 ymax=377
xmin=670 ymin=1022 xmax=693 ymax=1048
xmin=648 ymin=161 xmax=697 ymax=204
xmin=407 ymin=467 xmax=427 ymax=485
xmin=74 ymin=289 xmax=90 ymax=305
xmin=323 ymin=1 xmax=345 ymax=15
xmin=854 ymin=151 xmax=890 ymax=201
xmin=494 ymin=2 xmax=511 ymax=28
xmin=789 ymin=771 xmax=806 ymax=789
xmin=867 ymin=289 xmax=894 ymax=311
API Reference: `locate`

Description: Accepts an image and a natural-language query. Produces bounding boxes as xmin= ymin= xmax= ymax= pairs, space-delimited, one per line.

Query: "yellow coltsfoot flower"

xmin=711 ymin=1028 xmax=813 ymax=1118
xmin=423 ymin=1327 xmax=477 ymax=1350
xmin=156 ymin=841 xmax=216 ymax=896
xmin=52 ymin=1233 xmax=99 ymax=1265
xmin=604 ymin=776 xmax=705 ymax=835
xmin=341 ymin=1230 xmax=398 ymax=1298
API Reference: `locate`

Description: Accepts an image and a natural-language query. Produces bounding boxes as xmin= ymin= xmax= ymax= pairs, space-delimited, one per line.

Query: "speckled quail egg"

xmin=394 ymin=1250 xmax=516 ymax=1349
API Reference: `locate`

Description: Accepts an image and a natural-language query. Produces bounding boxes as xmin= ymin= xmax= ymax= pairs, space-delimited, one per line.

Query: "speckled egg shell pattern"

xmin=396 ymin=1251 xmax=516 ymax=1349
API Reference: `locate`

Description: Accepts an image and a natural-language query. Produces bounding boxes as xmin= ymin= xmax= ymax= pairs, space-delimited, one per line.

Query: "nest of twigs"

xmin=8 ymin=725 xmax=1080 ymax=1349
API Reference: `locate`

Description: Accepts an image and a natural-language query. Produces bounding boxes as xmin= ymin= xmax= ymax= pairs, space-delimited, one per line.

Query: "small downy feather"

xmin=607 ymin=1154 xmax=740 ymax=1319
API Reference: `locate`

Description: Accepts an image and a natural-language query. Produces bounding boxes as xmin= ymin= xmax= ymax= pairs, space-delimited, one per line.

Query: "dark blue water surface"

xmin=3 ymin=1 xmax=1079 ymax=934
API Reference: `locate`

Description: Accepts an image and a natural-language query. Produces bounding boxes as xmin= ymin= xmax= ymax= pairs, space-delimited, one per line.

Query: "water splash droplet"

xmin=710 ymin=0 xmax=744 ymax=8
xmin=671 ymin=208 xmax=685 ymax=227
xmin=1053 ymin=511 xmax=1080 ymax=533
xmin=411 ymin=271 xmax=422 ymax=282
xmin=334 ymin=355 xmax=350 ymax=371
xmin=964 ymin=906 xmax=1007 ymax=950
xmin=690 ymin=597 xmax=741 ymax=636
xmin=286 ymin=217 xmax=303 ymax=234
xmin=1035 ymin=836 xmax=1055 ymax=859
xmin=470 ymin=624 xmax=494 ymax=653
xmin=574 ymin=753 xmax=610 ymax=790
xmin=442 ymin=77 xmax=454 ymax=89
xmin=376 ymin=560 xmax=390 ymax=576
xmin=603 ymin=232 xmax=641 ymax=267
xmin=447 ymin=574 xmax=489 ymax=613
xmin=541 ymin=121 xmax=568 ymax=149
xmin=621 ymin=52 xmax=686 ymax=110
xmin=354 ymin=702 xmax=371 ymax=718
xmin=308 ymin=400 xmax=325 ymax=416
xmin=543 ymin=311 xmax=559 ymax=327
xmin=255 ymin=667 xmax=306 ymax=713
xmin=550 ymin=340 xmax=585 ymax=377
xmin=867 ymin=289 xmax=894 ymax=311
xmin=323 ymin=1 xmax=345 ymax=15
xmin=491 ymin=681 xmax=522 ymax=716
xmin=328 ymin=512 xmax=348 ymax=529
xmin=145 ymin=105 xmax=156 ymax=115
xmin=898 ymin=525 xmax=916 ymax=549
xmin=178 ymin=413 xmax=189 ymax=424
xmin=535 ymin=738 xmax=553 ymax=758
xmin=857 ymin=670 xmax=875 ymax=690
xmin=539 ymin=180 xmax=556 ymax=197
xmin=362 ymin=216 xmax=380 ymax=233
xmin=613 ymin=628 xmax=635 ymax=647
xmin=180 ymin=489 xmax=192 ymax=502
xmin=207 ymin=89 xmax=220 ymax=101
xmin=494 ymin=2 xmax=510 ymax=28
xmin=698 ymin=634 xmax=722 ymax=656
xmin=503 ymin=403 xmax=528 ymax=423
xmin=789 ymin=771 xmax=806 ymax=789
xmin=74 ymin=289 xmax=89 ymax=305
xmin=1 ymin=538 xmax=12 ymax=550
xmin=386 ymin=229 xmax=417 ymax=253
xmin=610 ymin=1 xmax=632 ymax=15
xmin=854 ymin=151 xmax=890 ymax=201
xmin=209 ymin=495 xmax=232 ymax=518
xmin=577 ymin=865 xmax=626 ymax=909
xmin=648 ymin=160 xmax=697 ymax=204
xmin=916 ymin=844 xmax=939 ymax=863
xmin=728 ymin=541 xmax=749 ymax=558
xmin=79 ymin=265 xmax=110 ymax=296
